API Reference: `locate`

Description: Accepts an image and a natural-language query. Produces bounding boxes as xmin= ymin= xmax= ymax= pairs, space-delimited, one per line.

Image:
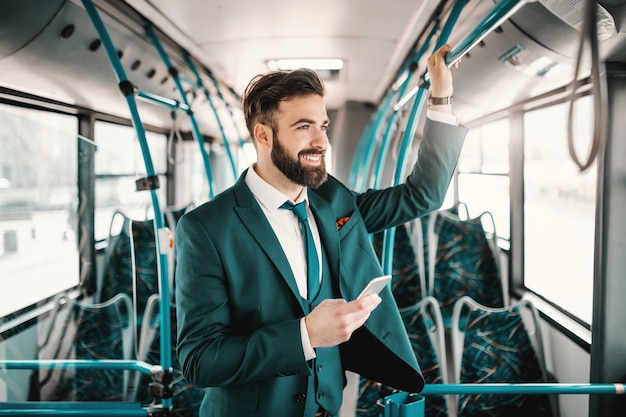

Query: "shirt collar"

xmin=245 ymin=165 xmax=309 ymax=212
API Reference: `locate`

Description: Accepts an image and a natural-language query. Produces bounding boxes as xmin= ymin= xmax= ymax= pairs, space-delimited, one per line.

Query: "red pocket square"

xmin=336 ymin=216 xmax=350 ymax=230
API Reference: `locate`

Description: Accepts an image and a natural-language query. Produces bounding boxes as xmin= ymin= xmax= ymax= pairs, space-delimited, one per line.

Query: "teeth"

xmin=303 ymin=154 xmax=320 ymax=161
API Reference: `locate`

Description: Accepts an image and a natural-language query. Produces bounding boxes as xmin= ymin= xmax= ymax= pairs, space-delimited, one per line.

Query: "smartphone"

xmin=356 ymin=275 xmax=392 ymax=300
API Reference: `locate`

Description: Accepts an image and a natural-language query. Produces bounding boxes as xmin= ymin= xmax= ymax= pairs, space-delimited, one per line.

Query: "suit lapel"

xmin=232 ymin=174 xmax=305 ymax=309
xmin=309 ymin=192 xmax=340 ymax=285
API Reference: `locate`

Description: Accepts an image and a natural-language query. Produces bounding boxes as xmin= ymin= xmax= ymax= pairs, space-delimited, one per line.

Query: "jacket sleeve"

xmin=355 ymin=118 xmax=467 ymax=234
xmin=175 ymin=212 xmax=311 ymax=387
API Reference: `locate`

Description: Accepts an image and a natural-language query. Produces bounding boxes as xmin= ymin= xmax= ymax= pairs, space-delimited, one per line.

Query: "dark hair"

xmin=242 ymin=68 xmax=325 ymax=140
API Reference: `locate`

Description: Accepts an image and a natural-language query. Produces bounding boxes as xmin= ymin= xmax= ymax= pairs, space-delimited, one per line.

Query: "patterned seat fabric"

xmin=136 ymin=304 xmax=204 ymax=417
xmin=357 ymin=301 xmax=447 ymax=417
xmin=399 ymin=304 xmax=447 ymax=417
xmin=457 ymin=305 xmax=553 ymax=417
xmin=50 ymin=296 xmax=131 ymax=401
xmin=100 ymin=216 xmax=157 ymax=318
xmin=372 ymin=224 xmax=425 ymax=308
xmin=431 ymin=214 xmax=502 ymax=328
xmin=97 ymin=207 xmax=201 ymax=413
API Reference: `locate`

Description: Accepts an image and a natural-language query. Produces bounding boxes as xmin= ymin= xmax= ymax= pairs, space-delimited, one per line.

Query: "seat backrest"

xmin=100 ymin=205 xmax=192 ymax=341
xmin=99 ymin=210 xmax=133 ymax=306
xmin=399 ymin=296 xmax=450 ymax=417
xmin=133 ymin=294 xmax=204 ymax=416
xmin=427 ymin=209 xmax=505 ymax=328
xmin=357 ymin=296 xmax=449 ymax=417
xmin=372 ymin=223 xmax=426 ymax=308
xmin=50 ymin=293 xmax=134 ymax=402
xmin=450 ymin=296 xmax=554 ymax=417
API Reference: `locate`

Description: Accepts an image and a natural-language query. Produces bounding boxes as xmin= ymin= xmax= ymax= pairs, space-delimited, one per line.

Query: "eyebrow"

xmin=289 ymin=118 xmax=331 ymax=127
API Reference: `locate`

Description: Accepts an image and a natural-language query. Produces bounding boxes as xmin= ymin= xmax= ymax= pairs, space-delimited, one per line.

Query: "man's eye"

xmin=298 ymin=125 xmax=310 ymax=130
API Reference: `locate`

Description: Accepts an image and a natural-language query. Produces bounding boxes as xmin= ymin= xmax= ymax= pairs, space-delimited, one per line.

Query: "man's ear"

xmin=254 ymin=123 xmax=272 ymax=149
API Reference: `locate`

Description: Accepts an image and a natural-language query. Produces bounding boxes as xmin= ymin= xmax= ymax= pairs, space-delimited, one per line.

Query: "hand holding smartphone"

xmin=356 ymin=275 xmax=392 ymax=300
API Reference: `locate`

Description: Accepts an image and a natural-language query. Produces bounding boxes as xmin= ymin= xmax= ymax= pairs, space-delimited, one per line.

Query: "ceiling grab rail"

xmin=81 ymin=0 xmax=174 ymax=412
xmin=145 ymin=22 xmax=218 ymax=198
xmin=201 ymin=61 xmax=248 ymax=149
xmin=381 ymin=0 xmax=527 ymax=276
xmin=349 ymin=17 xmax=440 ymax=192
xmin=210 ymin=70 xmax=248 ymax=148
xmin=371 ymin=20 xmax=440 ymax=190
xmin=349 ymin=89 xmax=395 ymax=191
xmin=400 ymin=0 xmax=529 ymax=108
xmin=184 ymin=52 xmax=240 ymax=183
xmin=380 ymin=0 xmax=468 ymax=276
xmin=347 ymin=116 xmax=372 ymax=188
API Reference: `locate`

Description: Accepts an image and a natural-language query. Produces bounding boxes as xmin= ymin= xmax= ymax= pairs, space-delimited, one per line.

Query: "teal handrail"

xmin=207 ymin=70 xmax=248 ymax=147
xmin=203 ymin=63 xmax=247 ymax=151
xmin=145 ymin=22 xmax=216 ymax=199
xmin=371 ymin=21 xmax=440 ymax=190
xmin=409 ymin=0 xmax=527 ymax=103
xmin=352 ymin=90 xmax=395 ymax=191
xmin=348 ymin=112 xmax=374 ymax=189
xmin=0 ymin=359 xmax=154 ymax=375
xmin=381 ymin=0 xmax=468 ymax=275
xmin=136 ymin=90 xmax=191 ymax=113
xmin=0 ymin=403 xmax=147 ymax=417
xmin=184 ymin=53 xmax=239 ymax=183
xmin=420 ymin=382 xmax=626 ymax=395
xmin=447 ymin=0 xmax=527 ymax=67
xmin=81 ymin=0 xmax=173 ymax=410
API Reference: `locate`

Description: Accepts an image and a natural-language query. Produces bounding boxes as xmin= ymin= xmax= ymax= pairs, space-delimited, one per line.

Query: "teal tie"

xmin=280 ymin=201 xmax=320 ymax=300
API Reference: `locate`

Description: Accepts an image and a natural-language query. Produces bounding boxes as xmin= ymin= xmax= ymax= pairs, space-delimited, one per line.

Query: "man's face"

xmin=270 ymin=94 xmax=329 ymax=189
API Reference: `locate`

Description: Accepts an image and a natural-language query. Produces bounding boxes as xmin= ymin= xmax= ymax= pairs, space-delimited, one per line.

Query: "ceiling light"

xmin=267 ymin=58 xmax=344 ymax=71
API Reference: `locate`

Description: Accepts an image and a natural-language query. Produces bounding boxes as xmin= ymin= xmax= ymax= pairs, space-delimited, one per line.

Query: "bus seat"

xmin=133 ymin=294 xmax=204 ymax=417
xmin=97 ymin=210 xmax=133 ymax=305
xmin=50 ymin=293 xmax=134 ymax=402
xmin=427 ymin=209 xmax=505 ymax=328
xmin=357 ymin=296 xmax=449 ymax=417
xmin=100 ymin=204 xmax=192 ymax=339
xmin=372 ymin=223 xmax=426 ymax=308
xmin=421 ymin=203 xmax=470 ymax=290
xmin=450 ymin=296 xmax=557 ymax=417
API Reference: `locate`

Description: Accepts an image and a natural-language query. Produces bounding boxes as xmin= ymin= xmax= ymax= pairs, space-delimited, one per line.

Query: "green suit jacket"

xmin=175 ymin=119 xmax=467 ymax=417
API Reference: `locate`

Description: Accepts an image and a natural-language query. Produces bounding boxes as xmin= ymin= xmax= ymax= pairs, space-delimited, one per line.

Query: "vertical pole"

xmin=81 ymin=0 xmax=173 ymax=410
xmin=589 ymin=62 xmax=626 ymax=416
xmin=77 ymin=114 xmax=96 ymax=296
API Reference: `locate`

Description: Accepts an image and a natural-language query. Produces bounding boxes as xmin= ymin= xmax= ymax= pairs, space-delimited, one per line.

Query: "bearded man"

xmin=175 ymin=44 xmax=467 ymax=417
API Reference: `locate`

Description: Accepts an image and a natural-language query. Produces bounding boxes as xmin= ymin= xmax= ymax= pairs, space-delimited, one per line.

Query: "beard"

xmin=271 ymin=133 xmax=328 ymax=189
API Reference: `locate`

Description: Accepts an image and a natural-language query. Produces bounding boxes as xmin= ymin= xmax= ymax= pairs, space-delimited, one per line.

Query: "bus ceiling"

xmin=0 ymin=0 xmax=625 ymax=125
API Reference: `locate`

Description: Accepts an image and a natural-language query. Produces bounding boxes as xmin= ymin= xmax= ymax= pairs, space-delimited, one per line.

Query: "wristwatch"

xmin=427 ymin=95 xmax=454 ymax=105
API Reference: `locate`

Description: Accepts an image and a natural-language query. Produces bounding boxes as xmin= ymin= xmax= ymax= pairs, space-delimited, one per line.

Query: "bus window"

xmin=458 ymin=118 xmax=510 ymax=241
xmin=0 ymin=104 xmax=78 ymax=317
xmin=523 ymin=95 xmax=596 ymax=324
xmin=94 ymin=121 xmax=167 ymax=241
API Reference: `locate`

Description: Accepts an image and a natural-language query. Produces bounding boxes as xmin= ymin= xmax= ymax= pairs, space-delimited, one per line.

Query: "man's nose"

xmin=311 ymin=128 xmax=329 ymax=148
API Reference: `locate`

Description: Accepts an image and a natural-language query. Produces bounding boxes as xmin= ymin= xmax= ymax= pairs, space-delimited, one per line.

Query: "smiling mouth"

xmin=302 ymin=154 xmax=322 ymax=161
xmin=300 ymin=152 xmax=325 ymax=163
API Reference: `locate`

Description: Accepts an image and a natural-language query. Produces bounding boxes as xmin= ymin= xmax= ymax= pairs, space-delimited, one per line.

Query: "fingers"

xmin=305 ymin=295 xmax=382 ymax=348
xmin=427 ymin=44 xmax=456 ymax=100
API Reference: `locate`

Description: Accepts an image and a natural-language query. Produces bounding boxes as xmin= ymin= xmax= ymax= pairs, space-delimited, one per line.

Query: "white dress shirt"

xmin=245 ymin=165 xmax=320 ymax=360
